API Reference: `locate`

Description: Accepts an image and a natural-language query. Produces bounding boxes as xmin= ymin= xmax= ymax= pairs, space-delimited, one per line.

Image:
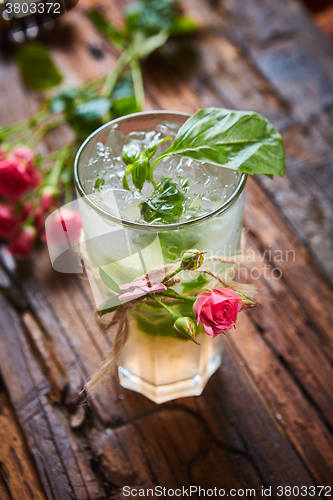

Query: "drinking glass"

xmin=74 ymin=111 xmax=246 ymax=403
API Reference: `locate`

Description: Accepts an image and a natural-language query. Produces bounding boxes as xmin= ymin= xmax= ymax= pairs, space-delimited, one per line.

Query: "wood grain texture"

xmin=180 ymin=0 xmax=333 ymax=281
xmin=0 ymin=389 xmax=46 ymax=500
xmin=0 ymin=0 xmax=332 ymax=498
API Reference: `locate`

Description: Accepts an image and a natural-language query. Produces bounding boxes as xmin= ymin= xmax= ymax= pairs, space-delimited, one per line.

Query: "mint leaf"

xmin=132 ymin=157 xmax=149 ymax=190
xmin=111 ymin=95 xmax=141 ymax=117
xmin=155 ymin=107 xmax=285 ymax=177
xmin=94 ymin=178 xmax=105 ymax=190
xmin=125 ymin=0 xmax=178 ymax=36
xmin=16 ymin=42 xmax=62 ymax=91
xmin=69 ymin=97 xmax=111 ymax=140
xmin=122 ymin=143 xmax=141 ymax=165
xmin=140 ymin=178 xmax=186 ymax=224
xmin=111 ymin=74 xmax=141 ymax=117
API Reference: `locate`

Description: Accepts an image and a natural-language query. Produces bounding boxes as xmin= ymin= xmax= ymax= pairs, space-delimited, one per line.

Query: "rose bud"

xmin=194 ymin=288 xmax=244 ymax=338
xmin=181 ymin=249 xmax=205 ymax=270
xmin=41 ymin=186 xmax=59 ymax=212
xmin=0 ymin=152 xmax=41 ymax=202
xmin=0 ymin=204 xmax=20 ymax=239
xmin=46 ymin=209 xmax=82 ymax=246
xmin=8 ymin=225 xmax=37 ymax=258
xmin=173 ymin=316 xmax=198 ymax=343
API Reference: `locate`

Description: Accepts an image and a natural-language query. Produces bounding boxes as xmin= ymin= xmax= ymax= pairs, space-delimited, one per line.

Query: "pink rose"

xmin=20 ymin=201 xmax=33 ymax=222
xmin=8 ymin=225 xmax=36 ymax=258
xmin=194 ymin=288 xmax=243 ymax=337
xmin=34 ymin=208 xmax=45 ymax=232
xmin=11 ymin=146 xmax=35 ymax=163
xmin=46 ymin=209 xmax=82 ymax=245
xmin=0 ymin=204 xmax=21 ymax=239
xmin=0 ymin=150 xmax=41 ymax=202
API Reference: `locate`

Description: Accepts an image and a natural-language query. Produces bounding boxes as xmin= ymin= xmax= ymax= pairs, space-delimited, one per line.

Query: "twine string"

xmin=83 ymin=234 xmax=257 ymax=396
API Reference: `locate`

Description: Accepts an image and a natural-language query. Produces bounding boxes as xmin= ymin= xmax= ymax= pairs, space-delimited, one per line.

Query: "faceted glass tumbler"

xmin=74 ymin=111 xmax=246 ymax=404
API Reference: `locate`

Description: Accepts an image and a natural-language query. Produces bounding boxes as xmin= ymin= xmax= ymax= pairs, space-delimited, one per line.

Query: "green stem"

xmin=38 ymin=143 xmax=73 ymax=165
xmin=101 ymin=49 xmax=132 ymax=97
xmin=130 ymin=56 xmax=144 ymax=109
xmin=47 ymin=145 xmax=71 ymax=186
xmin=0 ymin=107 xmax=49 ymax=141
xmin=26 ymin=117 xmax=65 ymax=147
xmin=150 ymin=295 xmax=179 ymax=321
xmin=150 ymin=152 xmax=170 ymax=170
xmin=162 ymin=265 xmax=182 ymax=284
xmin=158 ymin=290 xmax=196 ymax=302
xmin=64 ymin=181 xmax=74 ymax=204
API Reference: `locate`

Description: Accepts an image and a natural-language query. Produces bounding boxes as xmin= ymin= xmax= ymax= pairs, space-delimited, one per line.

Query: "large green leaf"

xmin=157 ymin=107 xmax=285 ymax=177
xmin=16 ymin=42 xmax=62 ymax=91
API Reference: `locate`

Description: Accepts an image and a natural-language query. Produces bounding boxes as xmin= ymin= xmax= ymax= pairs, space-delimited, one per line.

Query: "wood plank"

xmin=0 ymin=388 xmax=46 ymax=500
xmin=180 ymin=0 xmax=333 ymax=281
xmin=0 ymin=0 xmax=332 ymax=496
xmin=244 ymin=178 xmax=333 ymax=342
xmin=7 ymin=251 xmax=157 ymax=425
xmin=0 ymin=292 xmax=106 ymax=500
xmin=90 ymin=393 xmax=310 ymax=493
xmin=182 ymin=342 xmax=315 ymax=488
xmin=316 ymin=5 xmax=333 ymax=36
xmin=213 ymin=0 xmax=333 ymax=124
xmin=230 ymin=314 xmax=333 ymax=483
xmin=143 ymin=65 xmax=333 ymax=483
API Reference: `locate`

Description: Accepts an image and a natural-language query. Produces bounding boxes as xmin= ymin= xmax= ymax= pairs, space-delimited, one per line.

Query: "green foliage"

xmin=159 ymin=230 xmax=200 ymax=261
xmin=16 ymin=42 xmax=62 ymax=91
xmin=122 ymin=142 xmax=141 ymax=165
xmin=112 ymin=95 xmax=140 ymax=117
xmin=140 ymin=177 xmax=186 ymax=223
xmin=124 ymin=0 xmax=195 ymax=37
xmin=155 ymin=107 xmax=285 ymax=177
xmin=133 ymin=300 xmax=195 ymax=339
xmin=182 ymin=273 xmax=209 ymax=293
xmin=70 ymin=98 xmax=111 ymax=139
xmin=111 ymin=74 xmax=141 ymax=117
xmin=121 ymin=137 xmax=171 ymax=190
xmin=50 ymin=88 xmax=111 ymax=140
xmin=94 ymin=178 xmax=105 ymax=190
xmin=86 ymin=9 xmax=125 ymax=47
xmin=132 ymin=157 xmax=149 ymax=190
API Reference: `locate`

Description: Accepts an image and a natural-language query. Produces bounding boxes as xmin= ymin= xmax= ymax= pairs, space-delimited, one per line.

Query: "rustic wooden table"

xmin=0 ymin=0 xmax=332 ymax=498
